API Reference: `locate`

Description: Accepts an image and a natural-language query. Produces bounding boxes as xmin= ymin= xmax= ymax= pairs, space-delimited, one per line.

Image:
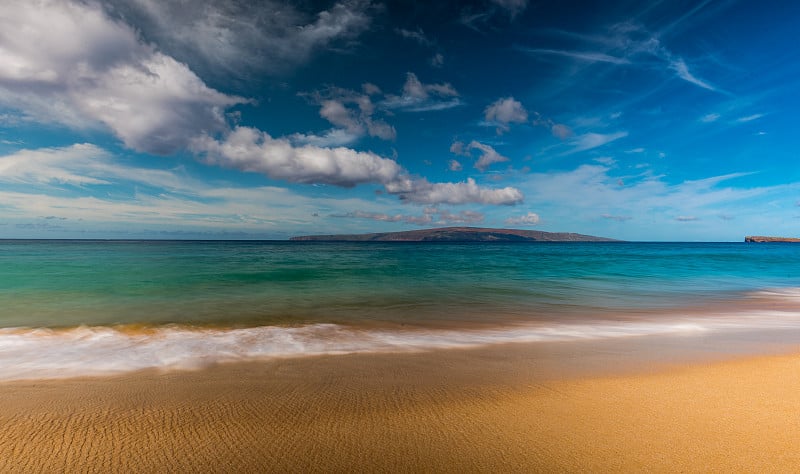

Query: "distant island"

xmin=291 ymin=226 xmax=617 ymax=242
xmin=745 ymin=236 xmax=800 ymax=243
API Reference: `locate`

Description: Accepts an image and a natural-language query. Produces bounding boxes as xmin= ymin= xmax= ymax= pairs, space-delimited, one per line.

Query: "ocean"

xmin=1 ymin=240 xmax=799 ymax=381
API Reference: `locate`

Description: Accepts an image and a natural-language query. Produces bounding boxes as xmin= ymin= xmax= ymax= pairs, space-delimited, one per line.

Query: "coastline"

xmin=2 ymin=337 xmax=800 ymax=472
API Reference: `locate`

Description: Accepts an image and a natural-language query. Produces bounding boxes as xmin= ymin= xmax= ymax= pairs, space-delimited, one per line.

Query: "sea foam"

xmin=2 ymin=309 xmax=800 ymax=381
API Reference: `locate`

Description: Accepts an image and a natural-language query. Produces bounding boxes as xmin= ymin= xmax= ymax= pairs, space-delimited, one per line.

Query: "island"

xmin=291 ymin=226 xmax=617 ymax=242
xmin=745 ymin=236 xmax=800 ymax=243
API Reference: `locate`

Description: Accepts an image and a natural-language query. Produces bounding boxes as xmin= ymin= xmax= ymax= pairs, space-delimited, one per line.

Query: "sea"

xmin=1 ymin=240 xmax=800 ymax=381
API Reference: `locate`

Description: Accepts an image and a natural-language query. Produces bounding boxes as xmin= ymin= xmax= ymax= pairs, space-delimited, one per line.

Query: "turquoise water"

xmin=1 ymin=240 xmax=800 ymax=380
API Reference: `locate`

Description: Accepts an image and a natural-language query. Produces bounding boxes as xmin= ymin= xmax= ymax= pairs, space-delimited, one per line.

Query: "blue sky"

xmin=1 ymin=0 xmax=799 ymax=240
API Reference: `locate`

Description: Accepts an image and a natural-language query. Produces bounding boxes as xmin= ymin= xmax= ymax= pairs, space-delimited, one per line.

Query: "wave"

xmin=2 ymin=308 xmax=800 ymax=381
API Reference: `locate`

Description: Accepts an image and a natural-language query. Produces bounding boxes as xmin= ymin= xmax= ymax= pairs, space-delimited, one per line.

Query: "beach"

xmin=3 ymin=337 xmax=800 ymax=472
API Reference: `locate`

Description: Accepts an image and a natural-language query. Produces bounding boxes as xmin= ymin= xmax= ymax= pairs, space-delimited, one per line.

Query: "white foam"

xmin=1 ymin=310 xmax=799 ymax=382
xmin=749 ymin=287 xmax=800 ymax=301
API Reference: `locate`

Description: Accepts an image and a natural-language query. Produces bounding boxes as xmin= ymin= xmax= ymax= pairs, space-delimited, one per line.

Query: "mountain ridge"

xmin=290 ymin=226 xmax=617 ymax=242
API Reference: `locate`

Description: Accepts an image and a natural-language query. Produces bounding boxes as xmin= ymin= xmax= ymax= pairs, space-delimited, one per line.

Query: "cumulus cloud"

xmin=194 ymin=127 xmax=524 ymax=205
xmin=550 ymin=123 xmax=574 ymax=140
xmin=467 ymin=141 xmax=510 ymax=171
xmin=449 ymin=140 xmax=510 ymax=171
xmin=0 ymin=0 xmax=245 ymax=155
xmin=333 ymin=207 xmax=484 ymax=226
xmin=383 ymin=73 xmax=461 ymax=112
xmin=484 ymin=97 xmax=528 ymax=133
xmin=102 ymin=0 xmax=373 ymax=78
xmin=385 ymin=177 xmax=523 ymax=205
xmin=304 ymin=88 xmax=397 ymax=144
xmin=531 ymin=112 xmax=573 ymax=140
xmin=448 ymin=159 xmax=463 ymax=171
xmin=450 ymin=141 xmax=469 ymax=156
xmin=504 ymin=211 xmax=540 ymax=226
xmin=191 ymin=127 xmax=403 ymax=187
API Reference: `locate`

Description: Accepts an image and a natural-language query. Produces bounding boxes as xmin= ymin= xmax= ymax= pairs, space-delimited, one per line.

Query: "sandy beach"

xmin=2 ymin=338 xmax=800 ymax=473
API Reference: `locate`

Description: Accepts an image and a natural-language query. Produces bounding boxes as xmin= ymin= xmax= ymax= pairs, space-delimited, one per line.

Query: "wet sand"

xmin=2 ymin=337 xmax=800 ymax=472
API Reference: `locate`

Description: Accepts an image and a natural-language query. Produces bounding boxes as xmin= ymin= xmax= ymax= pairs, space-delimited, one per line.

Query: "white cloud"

xmin=550 ymin=123 xmax=574 ymax=140
xmin=701 ymin=113 xmax=720 ymax=123
xmin=468 ymin=141 xmax=510 ymax=171
xmin=0 ymin=144 xmax=111 ymax=186
xmin=0 ymin=144 xmax=345 ymax=232
xmin=0 ymin=0 xmax=245 ymax=155
xmin=522 ymin=22 xmax=723 ymax=94
xmin=675 ymin=216 xmax=699 ymax=222
xmin=449 ymin=140 xmax=510 ymax=171
xmin=430 ymin=53 xmax=445 ymax=68
xmin=288 ymin=129 xmax=361 ymax=148
xmin=567 ymin=131 xmax=628 ymax=154
xmin=513 ymin=164 xmax=800 ymax=240
xmin=383 ymin=73 xmax=461 ymax=112
xmin=385 ymin=177 xmax=523 ymax=205
xmin=103 ymin=0 xmax=372 ymax=78
xmin=505 ymin=211 xmax=539 ymax=226
xmin=194 ymin=127 xmax=523 ymax=206
xmin=736 ymin=113 xmax=765 ymax=123
xmin=191 ymin=126 xmax=404 ymax=187
xmin=669 ymin=58 xmax=716 ymax=91
xmin=450 ymin=141 xmax=469 ymax=156
xmin=448 ymin=159 xmax=463 ymax=171
xmin=484 ymin=97 xmax=528 ymax=133
xmin=517 ymin=47 xmax=630 ymax=65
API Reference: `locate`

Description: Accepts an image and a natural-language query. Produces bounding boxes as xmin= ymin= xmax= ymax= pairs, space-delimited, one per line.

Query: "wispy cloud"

xmin=517 ymin=47 xmax=630 ymax=65
xmin=736 ymin=113 xmax=765 ymax=123
xmin=668 ymin=58 xmax=716 ymax=91
xmin=566 ymin=131 xmax=628 ymax=154
xmin=102 ymin=0 xmax=373 ymax=78
xmin=521 ymin=22 xmax=724 ymax=93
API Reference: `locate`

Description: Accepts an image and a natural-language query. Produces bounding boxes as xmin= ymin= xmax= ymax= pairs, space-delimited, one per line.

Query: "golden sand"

xmin=2 ymin=341 xmax=800 ymax=472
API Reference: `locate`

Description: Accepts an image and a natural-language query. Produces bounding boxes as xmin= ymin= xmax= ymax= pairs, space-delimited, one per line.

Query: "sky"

xmin=1 ymin=0 xmax=799 ymax=241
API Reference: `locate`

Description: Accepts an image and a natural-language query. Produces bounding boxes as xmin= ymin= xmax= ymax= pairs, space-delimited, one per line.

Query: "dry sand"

xmin=2 ymin=338 xmax=800 ymax=473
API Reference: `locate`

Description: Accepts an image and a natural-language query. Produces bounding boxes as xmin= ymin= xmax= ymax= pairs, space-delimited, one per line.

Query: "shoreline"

xmin=2 ymin=337 xmax=800 ymax=472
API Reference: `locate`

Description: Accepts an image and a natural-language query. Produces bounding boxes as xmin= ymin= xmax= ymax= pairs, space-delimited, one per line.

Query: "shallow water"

xmin=1 ymin=240 xmax=799 ymax=380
